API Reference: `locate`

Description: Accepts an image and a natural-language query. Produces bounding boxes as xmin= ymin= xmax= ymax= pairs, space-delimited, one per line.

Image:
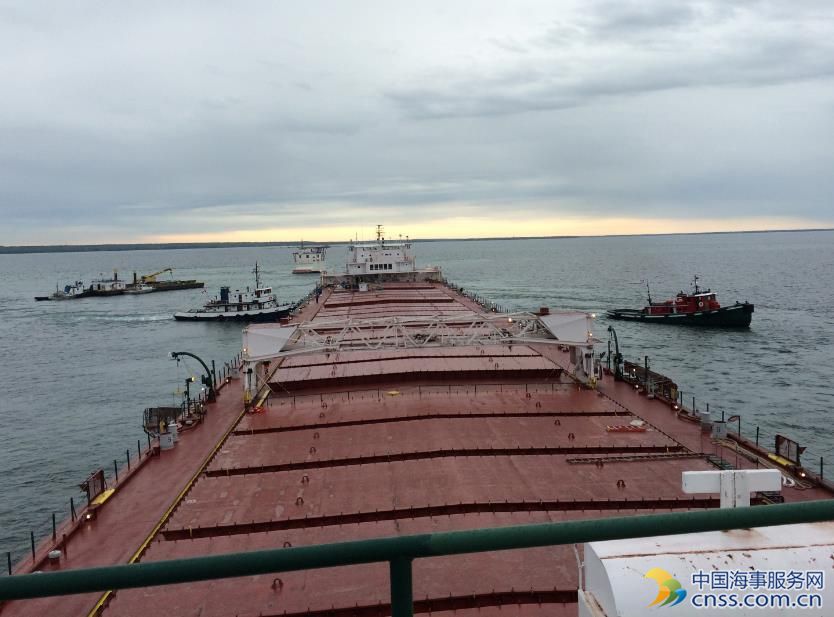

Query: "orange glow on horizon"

xmin=141 ymin=215 xmax=831 ymax=244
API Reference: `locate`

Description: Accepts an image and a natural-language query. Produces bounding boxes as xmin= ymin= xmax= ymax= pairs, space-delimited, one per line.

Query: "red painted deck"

xmin=107 ymin=509 xmax=688 ymax=617
xmin=1 ymin=375 xmax=248 ymax=617
xmin=5 ymin=282 xmax=832 ymax=617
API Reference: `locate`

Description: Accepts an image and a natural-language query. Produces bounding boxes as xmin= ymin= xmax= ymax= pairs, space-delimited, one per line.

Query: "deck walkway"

xmin=2 ymin=369 xmax=248 ymax=617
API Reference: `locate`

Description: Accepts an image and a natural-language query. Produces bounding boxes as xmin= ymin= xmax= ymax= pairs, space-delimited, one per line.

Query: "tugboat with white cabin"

xmin=174 ymin=262 xmax=293 ymax=322
xmin=321 ymin=225 xmax=441 ymax=287
xmin=34 ymin=280 xmax=87 ymax=301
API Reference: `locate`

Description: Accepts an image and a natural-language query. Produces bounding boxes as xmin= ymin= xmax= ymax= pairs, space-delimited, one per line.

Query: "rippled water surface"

xmin=0 ymin=231 xmax=832 ymax=560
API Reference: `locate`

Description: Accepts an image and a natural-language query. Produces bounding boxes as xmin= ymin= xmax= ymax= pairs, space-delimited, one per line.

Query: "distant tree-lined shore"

xmin=1 ymin=228 xmax=831 ymax=255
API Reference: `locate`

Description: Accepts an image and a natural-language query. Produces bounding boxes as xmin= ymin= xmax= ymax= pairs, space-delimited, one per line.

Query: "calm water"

xmin=1 ymin=231 xmax=832 ymax=562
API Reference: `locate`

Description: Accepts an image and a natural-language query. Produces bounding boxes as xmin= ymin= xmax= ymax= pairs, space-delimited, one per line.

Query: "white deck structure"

xmin=292 ymin=243 xmax=327 ymax=274
xmin=579 ymin=470 xmax=829 ymax=616
xmin=580 ymin=520 xmax=833 ymax=616
xmin=321 ymin=225 xmax=442 ymax=285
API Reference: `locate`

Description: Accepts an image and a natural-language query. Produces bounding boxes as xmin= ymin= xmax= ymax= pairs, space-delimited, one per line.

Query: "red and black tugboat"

xmin=607 ymin=275 xmax=754 ymax=327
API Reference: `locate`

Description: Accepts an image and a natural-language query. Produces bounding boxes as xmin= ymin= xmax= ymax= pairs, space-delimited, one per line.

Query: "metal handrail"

xmin=2 ymin=500 xmax=834 ymax=616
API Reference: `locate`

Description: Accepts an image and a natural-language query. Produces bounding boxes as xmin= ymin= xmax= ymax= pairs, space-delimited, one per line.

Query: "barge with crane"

xmin=5 ymin=230 xmax=832 ymax=617
xmin=34 ymin=268 xmax=204 ymax=301
xmin=132 ymin=268 xmax=204 ymax=292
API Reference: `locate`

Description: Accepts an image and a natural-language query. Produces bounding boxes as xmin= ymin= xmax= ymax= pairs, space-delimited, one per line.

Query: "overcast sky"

xmin=1 ymin=0 xmax=833 ymax=244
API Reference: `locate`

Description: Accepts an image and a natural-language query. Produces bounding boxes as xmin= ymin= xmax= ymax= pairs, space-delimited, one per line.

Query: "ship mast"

xmin=376 ymin=224 xmax=384 ymax=245
xmin=693 ymin=274 xmax=701 ymax=294
xmin=253 ymin=262 xmax=261 ymax=289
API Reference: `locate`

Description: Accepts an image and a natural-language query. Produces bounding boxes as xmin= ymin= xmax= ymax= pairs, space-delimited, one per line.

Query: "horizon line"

xmin=1 ymin=226 xmax=832 ymax=255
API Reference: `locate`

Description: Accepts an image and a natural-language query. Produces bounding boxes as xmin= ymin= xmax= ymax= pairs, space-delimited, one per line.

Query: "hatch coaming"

xmin=99 ymin=374 xmax=728 ymax=617
xmin=241 ymin=284 xmax=600 ymax=398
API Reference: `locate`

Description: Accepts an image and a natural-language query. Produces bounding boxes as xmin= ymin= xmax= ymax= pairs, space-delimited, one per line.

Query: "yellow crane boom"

xmin=140 ymin=267 xmax=173 ymax=283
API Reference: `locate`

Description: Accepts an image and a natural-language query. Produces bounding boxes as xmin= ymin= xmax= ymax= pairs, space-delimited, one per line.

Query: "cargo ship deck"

xmin=4 ymin=282 xmax=831 ymax=617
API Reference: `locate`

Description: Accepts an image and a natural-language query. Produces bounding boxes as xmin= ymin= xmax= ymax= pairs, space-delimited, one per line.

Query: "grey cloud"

xmin=387 ymin=2 xmax=834 ymax=120
xmin=1 ymin=1 xmax=833 ymax=244
xmin=580 ymin=1 xmax=698 ymax=36
xmin=489 ymin=36 xmax=529 ymax=55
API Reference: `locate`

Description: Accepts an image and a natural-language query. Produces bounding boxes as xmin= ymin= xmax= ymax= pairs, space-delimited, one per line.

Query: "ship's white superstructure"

xmin=321 ymin=225 xmax=441 ymax=285
xmin=292 ymin=242 xmax=327 ymax=274
xmin=89 ymin=272 xmax=127 ymax=294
